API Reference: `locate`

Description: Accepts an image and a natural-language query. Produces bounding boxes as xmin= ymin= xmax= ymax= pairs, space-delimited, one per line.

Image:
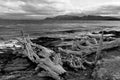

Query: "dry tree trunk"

xmin=95 ymin=30 xmax=104 ymax=64
xmin=16 ymin=31 xmax=66 ymax=80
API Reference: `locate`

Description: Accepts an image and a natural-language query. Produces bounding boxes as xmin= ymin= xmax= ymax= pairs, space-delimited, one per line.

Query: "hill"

xmin=44 ymin=15 xmax=120 ymax=20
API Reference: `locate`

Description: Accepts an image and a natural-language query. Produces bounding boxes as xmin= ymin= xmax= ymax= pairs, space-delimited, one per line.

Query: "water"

xmin=0 ymin=20 xmax=120 ymax=38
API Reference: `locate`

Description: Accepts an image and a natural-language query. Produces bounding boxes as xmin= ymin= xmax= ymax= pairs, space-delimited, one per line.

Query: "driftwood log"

xmin=1 ymin=30 xmax=120 ymax=79
xmin=16 ymin=34 xmax=66 ymax=80
xmin=58 ymin=33 xmax=120 ymax=69
xmin=59 ymin=37 xmax=120 ymax=56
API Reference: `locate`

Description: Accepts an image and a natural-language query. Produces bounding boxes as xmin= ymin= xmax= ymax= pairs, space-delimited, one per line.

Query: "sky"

xmin=0 ymin=0 xmax=120 ymax=19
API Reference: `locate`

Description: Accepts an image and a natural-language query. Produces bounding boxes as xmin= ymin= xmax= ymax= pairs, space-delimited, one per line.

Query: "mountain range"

xmin=0 ymin=15 xmax=120 ymax=23
xmin=44 ymin=15 xmax=120 ymax=20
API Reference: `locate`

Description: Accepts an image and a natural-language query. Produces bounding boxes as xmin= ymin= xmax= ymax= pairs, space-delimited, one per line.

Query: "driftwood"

xmin=58 ymin=33 xmax=120 ymax=70
xmin=1 ymin=30 xmax=120 ymax=80
xmin=101 ymin=38 xmax=120 ymax=50
xmin=60 ymin=37 xmax=120 ymax=54
xmin=15 ymin=34 xmax=66 ymax=80
xmin=95 ymin=30 xmax=103 ymax=64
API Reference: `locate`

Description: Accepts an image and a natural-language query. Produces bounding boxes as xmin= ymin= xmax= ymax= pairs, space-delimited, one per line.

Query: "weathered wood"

xmin=58 ymin=47 xmax=83 ymax=55
xmin=59 ymin=37 xmax=120 ymax=58
xmin=95 ymin=30 xmax=103 ymax=64
xmin=101 ymin=38 xmax=120 ymax=50
xmin=16 ymin=34 xmax=66 ymax=80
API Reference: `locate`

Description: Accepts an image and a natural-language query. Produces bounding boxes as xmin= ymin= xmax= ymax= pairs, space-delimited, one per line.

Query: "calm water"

xmin=0 ymin=20 xmax=120 ymax=38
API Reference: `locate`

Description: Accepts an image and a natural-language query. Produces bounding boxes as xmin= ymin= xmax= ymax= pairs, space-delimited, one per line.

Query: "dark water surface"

xmin=0 ymin=20 xmax=120 ymax=38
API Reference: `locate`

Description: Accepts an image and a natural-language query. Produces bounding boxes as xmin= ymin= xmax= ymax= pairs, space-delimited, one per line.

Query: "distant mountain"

xmin=44 ymin=15 xmax=120 ymax=20
xmin=0 ymin=15 xmax=119 ymax=23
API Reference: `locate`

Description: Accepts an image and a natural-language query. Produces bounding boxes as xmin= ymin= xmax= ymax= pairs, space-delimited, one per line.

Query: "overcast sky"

xmin=0 ymin=0 xmax=120 ymax=19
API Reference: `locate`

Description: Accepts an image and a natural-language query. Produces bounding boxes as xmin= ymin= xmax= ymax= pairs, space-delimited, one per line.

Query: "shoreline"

xmin=0 ymin=27 xmax=120 ymax=80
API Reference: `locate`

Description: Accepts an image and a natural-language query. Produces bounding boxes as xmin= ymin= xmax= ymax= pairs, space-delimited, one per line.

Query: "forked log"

xmin=16 ymin=32 xmax=66 ymax=80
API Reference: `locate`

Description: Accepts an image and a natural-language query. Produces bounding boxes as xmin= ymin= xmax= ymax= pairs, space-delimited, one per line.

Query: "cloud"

xmin=0 ymin=0 xmax=75 ymax=19
xmin=84 ymin=4 xmax=120 ymax=17
xmin=21 ymin=2 xmax=65 ymax=15
xmin=0 ymin=0 xmax=25 ymax=14
xmin=1 ymin=0 xmax=120 ymax=19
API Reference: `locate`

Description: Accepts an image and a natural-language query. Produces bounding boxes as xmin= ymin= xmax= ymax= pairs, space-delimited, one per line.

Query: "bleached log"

xmin=59 ymin=38 xmax=120 ymax=57
xmin=17 ymin=34 xmax=66 ymax=80
xmin=101 ymin=38 xmax=120 ymax=50
xmin=58 ymin=47 xmax=83 ymax=56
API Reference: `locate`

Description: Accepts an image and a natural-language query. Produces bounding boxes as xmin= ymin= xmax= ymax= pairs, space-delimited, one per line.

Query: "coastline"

xmin=0 ymin=26 xmax=120 ymax=80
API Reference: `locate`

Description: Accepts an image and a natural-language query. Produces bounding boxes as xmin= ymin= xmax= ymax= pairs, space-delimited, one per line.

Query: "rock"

xmin=4 ymin=58 xmax=30 ymax=72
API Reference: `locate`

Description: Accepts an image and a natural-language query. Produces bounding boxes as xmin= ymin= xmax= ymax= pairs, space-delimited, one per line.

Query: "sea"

xmin=0 ymin=20 xmax=120 ymax=39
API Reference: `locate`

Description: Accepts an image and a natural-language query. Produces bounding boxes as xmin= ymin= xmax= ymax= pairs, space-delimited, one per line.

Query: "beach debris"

xmin=95 ymin=30 xmax=103 ymax=64
xmin=14 ymin=33 xmax=66 ymax=80
xmin=1 ymin=29 xmax=120 ymax=80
